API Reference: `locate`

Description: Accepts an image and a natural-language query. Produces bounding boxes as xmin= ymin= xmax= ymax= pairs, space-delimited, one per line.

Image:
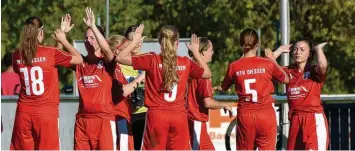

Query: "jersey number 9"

xmin=164 ymin=83 xmax=177 ymax=102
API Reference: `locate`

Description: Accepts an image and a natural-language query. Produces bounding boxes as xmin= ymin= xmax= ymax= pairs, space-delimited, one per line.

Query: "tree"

xmin=2 ymin=0 xmax=354 ymax=93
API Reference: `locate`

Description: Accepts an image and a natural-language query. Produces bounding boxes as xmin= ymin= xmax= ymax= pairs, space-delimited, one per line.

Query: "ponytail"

xmin=158 ymin=25 xmax=179 ymax=91
xmin=240 ymin=28 xmax=259 ymax=53
xmin=19 ymin=16 xmax=43 ymax=65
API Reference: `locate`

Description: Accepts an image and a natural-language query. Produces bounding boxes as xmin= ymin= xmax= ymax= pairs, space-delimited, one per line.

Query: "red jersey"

xmin=75 ymin=58 xmax=115 ymax=119
xmin=221 ymin=57 xmax=286 ymax=114
xmin=131 ymin=52 xmax=204 ymax=111
xmin=1 ymin=71 xmax=20 ymax=95
xmin=12 ymin=45 xmax=72 ymax=115
xmin=112 ymin=63 xmax=132 ymax=121
xmin=187 ymin=78 xmax=213 ymax=122
xmin=284 ymin=65 xmax=325 ymax=113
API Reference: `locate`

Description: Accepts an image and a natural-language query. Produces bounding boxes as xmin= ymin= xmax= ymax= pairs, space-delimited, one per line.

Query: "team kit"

xmin=9 ymin=7 xmax=329 ymax=150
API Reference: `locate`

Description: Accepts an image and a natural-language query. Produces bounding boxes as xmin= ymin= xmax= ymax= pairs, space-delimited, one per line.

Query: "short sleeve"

xmin=270 ymin=61 xmax=286 ymax=83
xmin=104 ymin=59 xmax=118 ymax=75
xmin=197 ymin=79 xmax=213 ymax=98
xmin=221 ymin=64 xmax=233 ymax=91
xmin=282 ymin=66 xmax=289 ymax=75
xmin=188 ymin=59 xmax=204 ymax=79
xmin=12 ymin=51 xmax=19 ymax=73
xmin=114 ymin=64 xmax=129 ymax=85
xmin=132 ymin=53 xmax=153 ymax=71
xmin=54 ymin=48 xmax=72 ymax=67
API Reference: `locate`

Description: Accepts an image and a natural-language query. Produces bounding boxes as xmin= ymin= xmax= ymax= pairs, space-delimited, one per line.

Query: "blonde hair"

xmin=19 ymin=17 xmax=43 ymax=65
xmin=107 ymin=35 xmax=128 ymax=54
xmin=158 ymin=25 xmax=179 ymax=91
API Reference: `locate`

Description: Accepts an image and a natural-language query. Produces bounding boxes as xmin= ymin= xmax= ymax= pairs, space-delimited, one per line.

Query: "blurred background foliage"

xmin=2 ymin=0 xmax=354 ymax=94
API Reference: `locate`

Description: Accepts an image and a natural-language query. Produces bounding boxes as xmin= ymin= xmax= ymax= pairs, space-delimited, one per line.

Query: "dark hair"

xmin=294 ymin=39 xmax=315 ymax=63
xmin=19 ymin=16 xmax=44 ymax=65
xmin=239 ymin=28 xmax=259 ymax=52
xmin=188 ymin=37 xmax=209 ymax=58
xmin=25 ymin=16 xmax=44 ymax=28
xmin=85 ymin=25 xmax=105 ymax=37
xmin=124 ymin=24 xmax=139 ymax=40
xmin=2 ymin=52 xmax=13 ymax=67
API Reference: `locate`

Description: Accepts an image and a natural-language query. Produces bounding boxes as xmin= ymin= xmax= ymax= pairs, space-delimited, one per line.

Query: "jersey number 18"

xmin=20 ymin=67 xmax=45 ymax=95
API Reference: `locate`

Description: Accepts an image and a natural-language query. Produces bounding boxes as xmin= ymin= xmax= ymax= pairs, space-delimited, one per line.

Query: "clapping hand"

xmin=132 ymin=24 xmax=145 ymax=43
xmin=314 ymin=42 xmax=328 ymax=51
xmin=60 ymin=14 xmax=74 ymax=33
xmin=83 ymin=7 xmax=95 ymax=28
xmin=185 ymin=34 xmax=200 ymax=54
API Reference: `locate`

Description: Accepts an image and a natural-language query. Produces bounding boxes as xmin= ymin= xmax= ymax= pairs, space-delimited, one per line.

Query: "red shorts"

xmin=141 ymin=110 xmax=190 ymax=150
xmin=236 ymin=106 xmax=277 ymax=150
xmin=116 ymin=116 xmax=134 ymax=150
xmin=287 ymin=112 xmax=329 ymax=150
xmin=188 ymin=119 xmax=214 ymax=150
xmin=74 ymin=116 xmax=116 ymax=150
xmin=10 ymin=113 xmax=60 ymax=150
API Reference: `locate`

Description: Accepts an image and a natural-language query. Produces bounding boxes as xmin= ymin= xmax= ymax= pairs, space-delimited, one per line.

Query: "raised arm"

xmin=314 ymin=42 xmax=328 ymax=75
xmin=115 ymin=24 xmax=145 ymax=65
xmin=83 ymin=7 xmax=114 ymax=62
xmin=273 ymin=61 xmax=290 ymax=84
xmin=265 ymin=45 xmax=292 ymax=60
xmin=186 ymin=34 xmax=212 ymax=78
xmin=55 ymin=14 xmax=74 ymax=50
xmin=264 ymin=48 xmax=289 ymax=84
xmin=53 ymin=29 xmax=83 ymax=64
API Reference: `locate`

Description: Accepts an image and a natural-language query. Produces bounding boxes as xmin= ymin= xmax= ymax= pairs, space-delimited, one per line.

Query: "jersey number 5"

xmin=244 ymin=79 xmax=257 ymax=102
xmin=20 ymin=67 xmax=44 ymax=95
